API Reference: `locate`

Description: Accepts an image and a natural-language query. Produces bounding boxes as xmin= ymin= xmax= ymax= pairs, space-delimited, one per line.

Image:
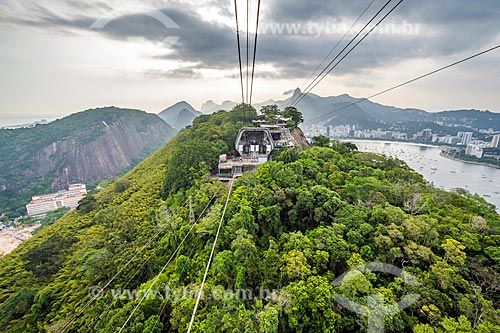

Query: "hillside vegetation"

xmin=0 ymin=107 xmax=176 ymax=216
xmin=0 ymin=106 xmax=499 ymax=332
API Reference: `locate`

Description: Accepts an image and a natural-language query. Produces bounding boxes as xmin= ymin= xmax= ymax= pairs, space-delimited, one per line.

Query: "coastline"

xmin=342 ymin=138 xmax=500 ymax=171
xmin=0 ymin=223 xmax=40 ymax=256
xmin=342 ymin=138 xmax=441 ymax=149
xmin=348 ymin=139 xmax=500 ymax=212
xmin=439 ymin=152 xmax=500 ymax=170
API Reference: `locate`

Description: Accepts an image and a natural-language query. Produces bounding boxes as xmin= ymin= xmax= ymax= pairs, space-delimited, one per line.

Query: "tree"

xmin=439 ymin=315 xmax=472 ymax=332
xmin=114 ymin=179 xmax=131 ymax=193
xmin=30 ymin=286 xmax=55 ymax=320
xmin=470 ymin=216 xmax=490 ymax=234
xmin=257 ymin=306 xmax=279 ymax=333
xmin=0 ymin=288 xmax=36 ymax=326
xmin=231 ymin=103 xmax=258 ymax=122
xmin=282 ymin=106 xmax=304 ymax=128
xmin=144 ymin=315 xmax=163 ymax=333
xmin=77 ymin=194 xmax=99 ymax=214
xmin=441 ymin=239 xmax=466 ymax=266
xmin=330 ymin=141 xmax=358 ymax=154
xmin=413 ymin=324 xmax=436 ymax=333
xmin=260 ymin=105 xmax=280 ymax=116
xmin=275 ymin=148 xmax=299 ymax=164
xmin=282 ymin=249 xmax=312 ymax=281
xmin=311 ymin=135 xmax=331 ymax=147
xmin=431 ymin=260 xmax=462 ymax=290
xmin=260 ymin=105 xmax=281 ymax=123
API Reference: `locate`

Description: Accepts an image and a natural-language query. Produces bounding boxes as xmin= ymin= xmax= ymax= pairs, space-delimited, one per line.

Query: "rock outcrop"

xmin=0 ymin=107 xmax=176 ymax=212
xmin=291 ymin=128 xmax=311 ymax=151
xmin=34 ymin=115 xmax=174 ymax=189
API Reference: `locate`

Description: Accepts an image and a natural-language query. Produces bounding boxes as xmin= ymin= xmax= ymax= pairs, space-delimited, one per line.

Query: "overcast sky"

xmin=0 ymin=0 xmax=499 ymax=125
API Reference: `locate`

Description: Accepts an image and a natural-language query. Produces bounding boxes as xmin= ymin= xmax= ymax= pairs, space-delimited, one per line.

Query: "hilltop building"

xmin=26 ymin=184 xmax=87 ymax=216
xmin=218 ymin=120 xmax=296 ymax=178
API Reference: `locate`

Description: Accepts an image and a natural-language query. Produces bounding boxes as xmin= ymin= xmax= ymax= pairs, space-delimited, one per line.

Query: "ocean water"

xmin=348 ymin=140 xmax=500 ymax=211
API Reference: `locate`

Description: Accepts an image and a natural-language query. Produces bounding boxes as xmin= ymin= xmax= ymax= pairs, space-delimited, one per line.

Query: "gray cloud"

xmin=1 ymin=0 xmax=499 ymax=80
xmin=269 ymin=0 xmax=500 ymax=24
xmin=0 ymin=2 xmax=94 ymax=32
xmin=161 ymin=0 xmax=500 ymax=79
xmin=65 ymin=0 xmax=113 ymax=13
xmin=268 ymin=0 xmax=369 ymax=21
xmin=145 ymin=67 xmax=201 ymax=79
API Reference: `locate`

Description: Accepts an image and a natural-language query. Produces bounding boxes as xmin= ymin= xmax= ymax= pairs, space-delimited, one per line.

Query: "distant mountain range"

xmin=0 ymin=107 xmax=176 ymax=214
xmin=0 ymin=120 xmax=50 ymax=130
xmin=201 ymin=100 xmax=238 ymax=114
xmin=187 ymin=89 xmax=500 ymax=133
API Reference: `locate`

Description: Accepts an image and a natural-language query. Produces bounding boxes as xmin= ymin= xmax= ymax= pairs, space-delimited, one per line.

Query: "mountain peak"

xmin=293 ymin=88 xmax=302 ymax=98
xmin=337 ymin=93 xmax=353 ymax=98
xmin=159 ymin=101 xmax=201 ymax=130
xmin=169 ymin=101 xmax=195 ymax=111
xmin=201 ymin=100 xmax=238 ymax=114
xmin=160 ymin=101 xmax=198 ymax=114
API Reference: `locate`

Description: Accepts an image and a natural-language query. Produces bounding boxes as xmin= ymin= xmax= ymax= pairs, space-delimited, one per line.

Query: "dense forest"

xmin=0 ymin=105 xmax=499 ymax=332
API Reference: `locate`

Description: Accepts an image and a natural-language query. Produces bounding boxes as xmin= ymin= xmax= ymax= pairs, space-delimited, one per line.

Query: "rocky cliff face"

xmin=0 ymin=107 xmax=176 ymax=213
xmin=291 ymin=128 xmax=311 ymax=151
xmin=34 ymin=116 xmax=173 ymax=190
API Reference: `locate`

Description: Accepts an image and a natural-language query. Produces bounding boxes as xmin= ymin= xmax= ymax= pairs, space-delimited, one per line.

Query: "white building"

xmin=26 ymin=184 xmax=87 ymax=216
xmin=465 ymin=144 xmax=484 ymax=159
xmin=421 ymin=128 xmax=433 ymax=141
xmin=492 ymin=134 xmax=500 ymax=148
xmin=458 ymin=132 xmax=473 ymax=146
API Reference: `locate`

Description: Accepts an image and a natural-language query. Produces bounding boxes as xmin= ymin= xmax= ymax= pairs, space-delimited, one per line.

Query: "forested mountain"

xmin=159 ymin=102 xmax=201 ymax=130
xmin=433 ymin=110 xmax=500 ymax=131
xmin=0 ymin=106 xmax=499 ymax=332
xmin=0 ymin=107 xmax=176 ymax=215
xmin=202 ymin=90 xmax=500 ymax=131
